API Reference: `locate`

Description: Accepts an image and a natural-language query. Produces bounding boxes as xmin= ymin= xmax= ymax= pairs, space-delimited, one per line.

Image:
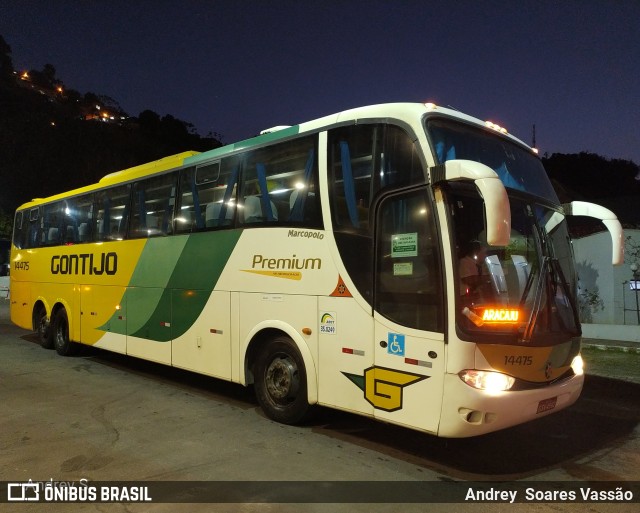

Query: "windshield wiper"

xmin=519 ymin=257 xmax=580 ymax=343
xmin=549 ymin=258 xmax=581 ymax=334
xmin=519 ymin=257 xmax=549 ymax=343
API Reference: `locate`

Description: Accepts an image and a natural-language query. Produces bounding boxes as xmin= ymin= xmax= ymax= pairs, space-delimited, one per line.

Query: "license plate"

xmin=536 ymin=396 xmax=557 ymax=414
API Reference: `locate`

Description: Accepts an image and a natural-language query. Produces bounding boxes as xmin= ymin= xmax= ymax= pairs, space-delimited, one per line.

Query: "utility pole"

xmin=532 ymin=124 xmax=536 ymax=149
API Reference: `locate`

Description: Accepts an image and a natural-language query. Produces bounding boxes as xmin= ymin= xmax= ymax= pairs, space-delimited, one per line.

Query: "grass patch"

xmin=581 ymin=346 xmax=640 ymax=383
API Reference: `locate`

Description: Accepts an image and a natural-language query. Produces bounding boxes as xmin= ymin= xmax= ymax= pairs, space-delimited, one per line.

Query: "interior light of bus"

xmin=459 ymin=370 xmax=515 ymax=393
xmin=571 ymin=354 xmax=584 ymax=376
xmin=480 ymin=308 xmax=520 ymax=323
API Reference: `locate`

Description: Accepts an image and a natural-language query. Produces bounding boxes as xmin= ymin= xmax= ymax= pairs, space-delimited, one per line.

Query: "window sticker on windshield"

xmin=393 ymin=262 xmax=413 ymax=276
xmin=391 ymin=233 xmax=417 ymax=258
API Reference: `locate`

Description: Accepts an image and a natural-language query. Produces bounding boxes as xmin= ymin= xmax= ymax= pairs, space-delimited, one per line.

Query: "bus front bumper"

xmin=437 ymin=371 xmax=584 ymax=438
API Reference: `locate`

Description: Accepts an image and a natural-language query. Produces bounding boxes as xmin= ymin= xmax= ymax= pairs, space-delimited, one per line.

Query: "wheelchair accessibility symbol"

xmin=388 ymin=333 xmax=405 ymax=356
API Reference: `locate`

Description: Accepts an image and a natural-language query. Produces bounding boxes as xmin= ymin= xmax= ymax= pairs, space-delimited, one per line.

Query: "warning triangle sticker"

xmin=330 ymin=275 xmax=352 ymax=297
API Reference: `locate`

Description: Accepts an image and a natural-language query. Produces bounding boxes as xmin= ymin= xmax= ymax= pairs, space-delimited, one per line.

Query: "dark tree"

xmin=543 ymin=152 xmax=640 ymax=228
xmin=0 ymin=34 xmax=14 ymax=82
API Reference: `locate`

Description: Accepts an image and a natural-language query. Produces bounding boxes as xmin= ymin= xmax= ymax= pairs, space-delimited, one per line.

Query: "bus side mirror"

xmin=563 ymin=201 xmax=624 ymax=265
xmin=430 ymin=160 xmax=511 ymax=247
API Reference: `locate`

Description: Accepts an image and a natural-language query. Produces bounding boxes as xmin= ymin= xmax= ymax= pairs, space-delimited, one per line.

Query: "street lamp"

xmin=630 ymin=263 xmax=639 ymax=324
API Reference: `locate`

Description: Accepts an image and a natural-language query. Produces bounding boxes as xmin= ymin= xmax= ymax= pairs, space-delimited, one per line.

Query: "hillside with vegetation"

xmin=0 ymin=34 xmax=222 ymax=234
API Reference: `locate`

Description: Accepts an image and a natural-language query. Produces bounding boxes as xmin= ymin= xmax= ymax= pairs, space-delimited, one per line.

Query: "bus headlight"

xmin=571 ymin=354 xmax=584 ymax=376
xmin=459 ymin=370 xmax=515 ymax=392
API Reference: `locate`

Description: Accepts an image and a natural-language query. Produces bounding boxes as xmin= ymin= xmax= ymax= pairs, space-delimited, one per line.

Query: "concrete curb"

xmin=582 ymin=343 xmax=640 ymax=354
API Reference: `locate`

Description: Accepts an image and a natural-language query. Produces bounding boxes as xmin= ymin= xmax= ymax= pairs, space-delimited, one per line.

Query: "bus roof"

xmin=184 ymin=125 xmax=300 ymax=167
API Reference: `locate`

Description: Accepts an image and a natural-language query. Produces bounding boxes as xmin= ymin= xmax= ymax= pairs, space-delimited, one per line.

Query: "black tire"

xmin=34 ymin=305 xmax=53 ymax=349
xmin=52 ymin=308 xmax=77 ymax=356
xmin=254 ymin=336 xmax=311 ymax=424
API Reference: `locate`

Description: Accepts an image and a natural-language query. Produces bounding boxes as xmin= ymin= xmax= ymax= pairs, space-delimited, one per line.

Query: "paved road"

xmin=1 ymin=299 xmax=638 ymax=513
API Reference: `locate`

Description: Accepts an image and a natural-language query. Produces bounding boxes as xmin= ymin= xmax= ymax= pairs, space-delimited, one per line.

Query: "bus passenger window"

xmin=240 ymin=178 xmax=278 ymax=224
xmin=328 ymin=123 xmax=426 ymax=304
xmin=41 ymin=203 xmax=62 ymax=246
xmin=96 ymin=185 xmax=131 ymax=241
xmin=329 ymin=126 xmax=375 ymax=231
xmin=12 ymin=211 xmax=24 ymax=249
xmin=240 ymin=136 xmax=320 ymax=227
xmin=20 ymin=208 xmax=41 ymax=249
xmin=130 ymin=173 xmax=177 ymax=238
xmin=74 ymin=194 xmax=95 ymax=243
xmin=329 ymin=123 xmax=424 ymax=233
xmin=175 ymin=156 xmax=242 ymax=231
xmin=177 ymin=163 xmax=222 ymax=233
xmin=58 ymin=196 xmax=92 ymax=245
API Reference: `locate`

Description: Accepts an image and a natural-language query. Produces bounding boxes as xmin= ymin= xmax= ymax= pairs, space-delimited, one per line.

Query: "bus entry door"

xmin=372 ymin=188 xmax=445 ymax=434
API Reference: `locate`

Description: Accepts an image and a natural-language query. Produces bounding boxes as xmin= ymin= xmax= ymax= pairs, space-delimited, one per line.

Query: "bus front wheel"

xmin=53 ymin=308 xmax=77 ymax=356
xmin=254 ymin=336 xmax=311 ymax=425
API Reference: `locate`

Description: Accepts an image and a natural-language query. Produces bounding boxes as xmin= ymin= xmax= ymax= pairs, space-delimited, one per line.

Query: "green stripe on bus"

xmin=102 ymin=230 xmax=242 ymax=341
xmin=166 ymin=230 xmax=242 ymax=290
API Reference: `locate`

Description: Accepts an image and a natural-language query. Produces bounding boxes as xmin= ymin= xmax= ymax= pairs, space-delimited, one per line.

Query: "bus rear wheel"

xmin=254 ymin=336 xmax=311 ymax=425
xmin=53 ymin=308 xmax=77 ymax=356
xmin=34 ymin=305 xmax=53 ymax=349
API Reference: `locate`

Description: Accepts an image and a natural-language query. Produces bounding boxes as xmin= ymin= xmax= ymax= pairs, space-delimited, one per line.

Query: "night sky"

xmin=1 ymin=1 xmax=639 ymax=164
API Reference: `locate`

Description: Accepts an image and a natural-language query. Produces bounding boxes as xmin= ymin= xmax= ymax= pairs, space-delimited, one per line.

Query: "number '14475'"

xmin=504 ymin=355 xmax=532 ymax=366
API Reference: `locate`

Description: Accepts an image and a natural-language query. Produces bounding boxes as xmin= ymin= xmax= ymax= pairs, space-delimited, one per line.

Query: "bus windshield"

xmin=426 ymin=117 xmax=559 ymax=203
xmin=447 ymin=184 xmax=580 ymax=344
xmin=425 ymin=117 xmax=581 ymax=346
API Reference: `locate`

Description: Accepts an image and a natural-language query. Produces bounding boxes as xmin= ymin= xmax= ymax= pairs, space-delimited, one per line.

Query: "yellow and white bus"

xmin=10 ymin=103 xmax=624 ymax=437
